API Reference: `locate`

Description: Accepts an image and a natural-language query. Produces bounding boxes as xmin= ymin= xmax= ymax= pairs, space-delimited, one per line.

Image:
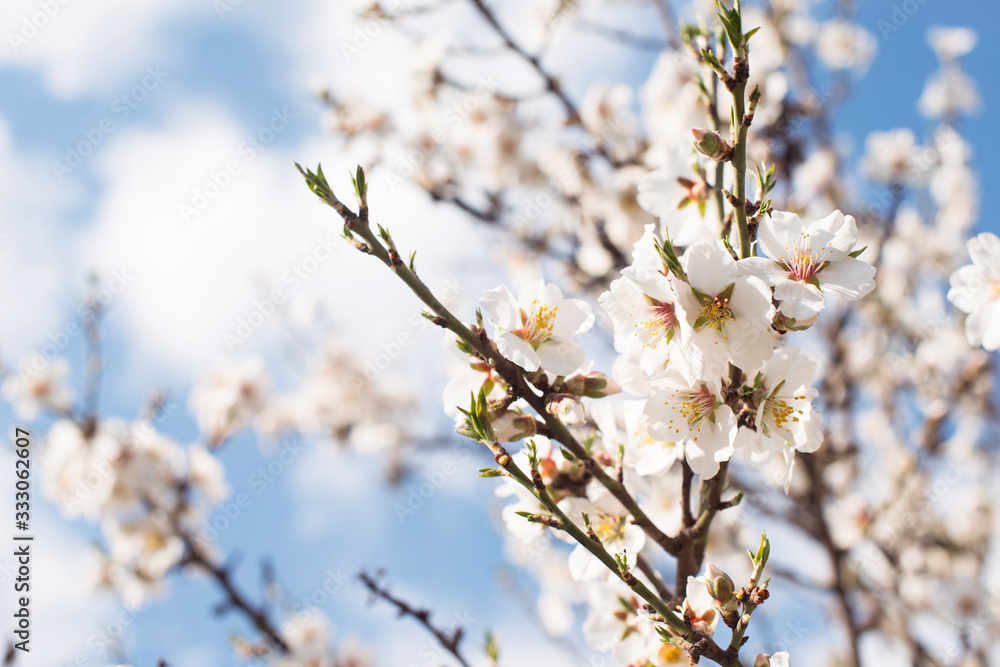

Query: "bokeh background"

xmin=0 ymin=0 xmax=996 ymax=665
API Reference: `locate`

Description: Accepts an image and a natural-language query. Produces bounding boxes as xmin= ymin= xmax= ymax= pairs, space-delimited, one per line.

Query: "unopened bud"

xmin=754 ymin=655 xmax=771 ymax=667
xmin=773 ymin=309 xmax=818 ymax=332
xmin=491 ymin=411 xmax=537 ymax=442
xmin=564 ymin=371 xmax=622 ymax=399
xmin=705 ymin=563 xmax=736 ymax=603
xmin=546 ymin=394 xmax=586 ymax=425
xmin=692 ymin=128 xmax=732 ymax=161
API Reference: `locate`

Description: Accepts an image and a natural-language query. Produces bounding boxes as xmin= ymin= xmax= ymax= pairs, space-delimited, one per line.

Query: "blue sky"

xmin=0 ymin=1 xmax=993 ymax=665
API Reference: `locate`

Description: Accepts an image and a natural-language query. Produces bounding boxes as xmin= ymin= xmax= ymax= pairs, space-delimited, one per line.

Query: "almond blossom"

xmin=560 ymin=481 xmax=647 ymax=581
xmin=675 ymin=240 xmax=775 ymax=378
xmin=636 ymin=162 xmax=721 ymax=248
xmin=600 ymin=225 xmax=693 ymax=379
xmin=948 ymin=232 xmax=1000 ymax=350
xmin=189 ymin=356 xmax=269 ymax=443
xmin=480 ymin=281 xmax=595 ymax=376
xmin=644 ymin=371 xmax=736 ymax=479
xmin=735 ymin=348 xmax=821 ymax=492
xmin=1 ymin=357 xmax=75 ymax=421
xmin=861 ymin=128 xmax=921 ymax=184
xmin=739 ymin=210 xmax=876 ymax=323
xmin=680 ymin=574 xmax=719 ymax=635
xmin=736 ymin=347 xmax=821 ymax=458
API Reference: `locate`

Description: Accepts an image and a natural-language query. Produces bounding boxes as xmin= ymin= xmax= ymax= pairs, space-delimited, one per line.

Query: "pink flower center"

xmin=642 ymin=301 xmax=678 ymax=337
xmin=786 ymin=250 xmax=822 ymax=282
xmin=676 ymin=385 xmax=717 ymax=428
xmin=515 ymin=300 xmax=558 ymax=344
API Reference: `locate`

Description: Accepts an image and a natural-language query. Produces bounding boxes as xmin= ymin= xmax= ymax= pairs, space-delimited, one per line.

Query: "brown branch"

xmin=181 ymin=536 xmax=290 ymax=654
xmin=464 ymin=0 xmax=629 ymax=169
xmin=359 ymin=571 xmax=472 ymax=667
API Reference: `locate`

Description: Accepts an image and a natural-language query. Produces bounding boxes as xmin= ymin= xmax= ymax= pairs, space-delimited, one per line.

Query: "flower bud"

xmin=491 ymin=411 xmax=537 ymax=442
xmin=705 ymin=562 xmax=736 ymax=604
xmin=692 ymin=128 xmax=732 ymax=161
xmin=546 ymin=394 xmax=586 ymax=425
xmin=754 ymin=655 xmax=771 ymax=667
xmin=564 ymin=371 xmax=622 ymax=399
xmin=773 ymin=310 xmax=819 ymax=332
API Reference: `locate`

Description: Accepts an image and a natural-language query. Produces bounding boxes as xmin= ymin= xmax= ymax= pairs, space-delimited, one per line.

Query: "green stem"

xmin=502 ymin=457 xmax=689 ymax=634
xmin=344 ymin=218 xmax=680 ymax=555
xmin=707 ymin=53 xmax=727 ymax=233
xmin=731 ymin=67 xmax=751 ymax=260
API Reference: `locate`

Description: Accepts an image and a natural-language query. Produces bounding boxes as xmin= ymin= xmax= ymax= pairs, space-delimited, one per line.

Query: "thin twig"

xmin=359 ymin=571 xmax=472 ymax=667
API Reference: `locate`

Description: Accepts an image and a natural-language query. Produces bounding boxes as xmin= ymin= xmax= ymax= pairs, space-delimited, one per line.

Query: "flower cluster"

xmin=41 ymin=416 xmax=227 ymax=607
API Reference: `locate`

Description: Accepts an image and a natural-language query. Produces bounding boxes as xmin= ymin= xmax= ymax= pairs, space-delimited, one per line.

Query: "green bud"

xmin=691 ymin=128 xmax=732 ymax=161
xmin=705 ymin=562 xmax=736 ymax=603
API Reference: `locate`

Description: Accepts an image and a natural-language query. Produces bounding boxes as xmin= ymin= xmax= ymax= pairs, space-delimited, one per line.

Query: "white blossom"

xmin=735 ymin=348 xmax=821 ymax=493
xmin=189 ymin=357 xmax=269 ymax=443
xmin=815 ymin=20 xmax=876 ymax=72
xmin=480 ymin=281 xmax=595 ymax=375
xmin=927 ymin=26 xmax=977 ymax=62
xmin=560 ymin=481 xmax=646 ymax=581
xmin=740 ymin=210 xmax=875 ymax=322
xmin=600 ymin=225 xmax=693 ymax=379
xmin=644 ymin=371 xmax=737 ymax=479
xmin=948 ymin=232 xmax=1000 ymax=350
xmin=2 ymin=358 xmax=74 ymax=421
xmin=861 ymin=128 xmax=921 ymax=184
xmin=675 ymin=240 xmax=775 ymax=377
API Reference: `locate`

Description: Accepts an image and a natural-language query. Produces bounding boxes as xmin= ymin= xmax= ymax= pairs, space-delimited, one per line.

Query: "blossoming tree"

xmin=4 ymin=1 xmax=997 ymax=666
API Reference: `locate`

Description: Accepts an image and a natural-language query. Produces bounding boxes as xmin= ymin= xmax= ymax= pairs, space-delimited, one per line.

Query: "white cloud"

xmin=76 ymin=100 xmax=375 ymax=382
xmin=2 ymin=0 xmax=205 ymax=98
xmin=0 ymin=115 xmax=84 ymax=364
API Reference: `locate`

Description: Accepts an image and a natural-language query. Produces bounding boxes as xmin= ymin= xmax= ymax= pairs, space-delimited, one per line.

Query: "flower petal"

xmin=818 ymin=257 xmax=876 ymax=299
xmin=497 ymin=333 xmax=541 ymax=371
xmin=683 ymin=240 xmax=739 ymax=296
xmin=535 ymin=340 xmax=584 ymax=375
xmin=480 ymin=286 xmax=521 ymax=330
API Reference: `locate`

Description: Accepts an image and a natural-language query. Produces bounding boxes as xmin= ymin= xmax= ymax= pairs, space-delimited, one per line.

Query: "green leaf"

xmin=700 ymin=48 xmax=723 ymax=70
xmin=848 ymin=245 xmax=868 ymax=258
xmin=478 ymin=468 xmax=504 ymax=477
xmin=354 ymin=165 xmax=367 ymax=200
xmin=690 ymin=286 xmax=714 ymax=306
xmin=718 ymin=282 xmax=736 ymax=301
